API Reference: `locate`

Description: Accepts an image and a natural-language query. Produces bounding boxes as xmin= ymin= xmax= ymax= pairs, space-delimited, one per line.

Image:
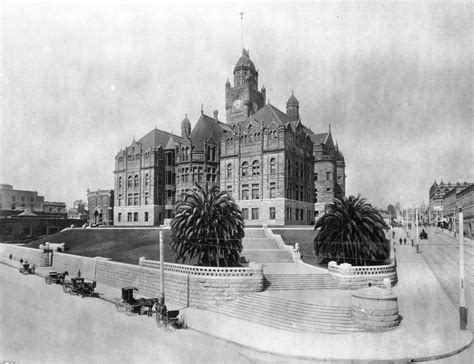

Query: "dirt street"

xmin=0 ymin=264 xmax=291 ymax=364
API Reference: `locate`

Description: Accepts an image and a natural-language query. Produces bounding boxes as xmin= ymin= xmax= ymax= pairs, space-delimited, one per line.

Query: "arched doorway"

xmin=94 ymin=208 xmax=103 ymax=225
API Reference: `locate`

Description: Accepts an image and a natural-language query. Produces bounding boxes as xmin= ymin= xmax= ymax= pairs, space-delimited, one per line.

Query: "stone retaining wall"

xmin=52 ymin=252 xmax=97 ymax=280
xmin=0 ymin=244 xmax=264 ymax=308
xmin=328 ymin=261 xmax=398 ymax=289
xmin=0 ymin=244 xmax=51 ymax=267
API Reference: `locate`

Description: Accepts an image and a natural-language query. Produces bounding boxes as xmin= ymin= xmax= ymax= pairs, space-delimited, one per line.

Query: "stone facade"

xmin=87 ymin=189 xmax=114 ymax=225
xmin=113 ymin=48 xmax=346 ymax=225
xmin=113 ymin=130 xmax=181 ymax=226
xmin=0 ymin=183 xmax=45 ymax=212
xmin=428 ymin=180 xmax=473 ymax=225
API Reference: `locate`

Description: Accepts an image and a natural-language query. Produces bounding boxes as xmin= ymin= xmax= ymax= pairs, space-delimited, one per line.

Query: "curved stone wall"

xmin=328 ymin=261 xmax=398 ymax=289
xmin=351 ymin=286 xmax=400 ymax=331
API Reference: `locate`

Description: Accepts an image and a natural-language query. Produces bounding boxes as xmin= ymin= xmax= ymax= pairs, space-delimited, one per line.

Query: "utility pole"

xmin=415 ymin=209 xmax=419 ymax=250
xmin=459 ymin=208 xmax=468 ymax=329
xmin=160 ymin=230 xmax=165 ymax=304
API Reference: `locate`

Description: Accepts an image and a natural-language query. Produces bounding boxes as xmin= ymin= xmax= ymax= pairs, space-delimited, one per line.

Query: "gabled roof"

xmin=138 ymin=128 xmax=181 ymax=149
xmin=18 ymin=210 xmax=37 ymax=217
xmin=250 ymin=103 xmax=292 ymax=128
xmin=189 ymin=113 xmax=225 ymax=151
xmin=164 ymin=135 xmax=178 ymax=150
xmin=310 ymin=132 xmax=329 ymax=145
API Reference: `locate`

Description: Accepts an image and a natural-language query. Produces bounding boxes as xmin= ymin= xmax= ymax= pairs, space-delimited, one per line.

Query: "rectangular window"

xmin=269 ymin=207 xmax=276 ymax=220
xmin=251 ymin=184 xmax=259 ymax=199
xmin=295 ymin=208 xmax=299 ymax=221
xmin=242 ymin=208 xmax=249 ymax=220
xmin=270 ymin=182 xmax=276 ymax=199
xmin=300 ymin=209 xmax=304 ymax=221
xmin=314 ymin=173 xmax=318 ymax=181
xmin=242 ymin=184 xmax=249 ymax=200
xmin=118 ymin=213 xmax=122 ymax=222
xmin=127 ymin=194 xmax=132 ymax=206
xmin=251 ymin=208 xmax=259 ymax=220
xmin=134 ymin=193 xmax=139 ymax=205
xmin=134 ymin=212 xmax=138 ymax=222
xmin=127 ymin=212 xmax=132 ymax=222
xmin=145 ymin=212 xmax=148 ymax=222
xmin=145 ymin=192 xmax=149 ymax=205
xmin=326 ymin=172 xmax=331 ymax=180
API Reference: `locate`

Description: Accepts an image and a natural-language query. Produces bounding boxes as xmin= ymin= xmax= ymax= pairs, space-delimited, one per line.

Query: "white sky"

xmin=1 ymin=1 xmax=472 ymax=209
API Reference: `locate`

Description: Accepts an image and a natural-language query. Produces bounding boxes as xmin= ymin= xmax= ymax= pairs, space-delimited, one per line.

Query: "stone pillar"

xmin=352 ymin=286 xmax=400 ymax=331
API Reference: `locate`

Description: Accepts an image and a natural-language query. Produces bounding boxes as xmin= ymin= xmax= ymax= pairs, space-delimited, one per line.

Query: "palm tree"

xmin=313 ymin=195 xmax=390 ymax=266
xmin=170 ymin=183 xmax=245 ymax=267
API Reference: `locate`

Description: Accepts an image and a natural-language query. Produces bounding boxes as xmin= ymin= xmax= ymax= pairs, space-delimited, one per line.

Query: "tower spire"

xmin=240 ymin=12 xmax=244 ymax=52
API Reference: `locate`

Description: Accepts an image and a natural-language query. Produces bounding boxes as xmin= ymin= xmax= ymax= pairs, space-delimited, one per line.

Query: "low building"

xmin=0 ymin=183 xmax=44 ymax=213
xmin=43 ymin=201 xmax=66 ymax=215
xmin=88 ymin=189 xmax=114 ymax=225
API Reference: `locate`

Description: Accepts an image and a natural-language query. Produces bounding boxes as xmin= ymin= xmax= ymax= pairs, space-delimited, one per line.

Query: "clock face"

xmin=233 ymin=99 xmax=243 ymax=111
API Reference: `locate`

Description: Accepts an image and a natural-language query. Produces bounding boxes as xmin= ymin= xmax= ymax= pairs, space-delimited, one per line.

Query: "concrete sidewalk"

xmin=3 ymin=240 xmax=472 ymax=363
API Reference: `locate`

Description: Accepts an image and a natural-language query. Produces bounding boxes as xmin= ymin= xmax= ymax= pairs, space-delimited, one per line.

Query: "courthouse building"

xmin=113 ymin=49 xmax=346 ymax=226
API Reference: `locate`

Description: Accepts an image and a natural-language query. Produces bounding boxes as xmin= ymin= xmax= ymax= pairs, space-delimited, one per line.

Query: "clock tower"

xmin=225 ymin=49 xmax=266 ymax=125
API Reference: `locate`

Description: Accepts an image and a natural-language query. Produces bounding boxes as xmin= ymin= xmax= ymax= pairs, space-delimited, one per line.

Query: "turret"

xmin=286 ymin=91 xmax=299 ymax=122
xmin=181 ymin=114 xmax=191 ymax=138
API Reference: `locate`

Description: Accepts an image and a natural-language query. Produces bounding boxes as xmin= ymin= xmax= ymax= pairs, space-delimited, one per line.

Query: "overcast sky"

xmin=1 ymin=1 xmax=472 ymax=209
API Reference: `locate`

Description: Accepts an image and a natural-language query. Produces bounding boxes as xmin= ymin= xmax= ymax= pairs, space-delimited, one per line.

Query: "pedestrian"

xmin=403 ymin=238 xmax=407 ymax=245
xmin=399 ymin=238 xmax=402 ymax=245
xmin=20 ymin=258 xmax=23 ymax=266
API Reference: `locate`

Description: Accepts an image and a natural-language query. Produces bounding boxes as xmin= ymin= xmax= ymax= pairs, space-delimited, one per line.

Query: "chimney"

xmin=213 ymin=110 xmax=218 ymax=121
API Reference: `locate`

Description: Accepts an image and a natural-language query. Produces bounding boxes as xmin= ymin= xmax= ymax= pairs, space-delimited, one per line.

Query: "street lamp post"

xmin=160 ymin=230 xmax=165 ymax=304
xmin=459 ymin=208 xmax=468 ymax=330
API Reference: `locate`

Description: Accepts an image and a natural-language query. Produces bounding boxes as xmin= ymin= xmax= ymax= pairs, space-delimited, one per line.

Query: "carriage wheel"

xmin=179 ymin=314 xmax=187 ymax=329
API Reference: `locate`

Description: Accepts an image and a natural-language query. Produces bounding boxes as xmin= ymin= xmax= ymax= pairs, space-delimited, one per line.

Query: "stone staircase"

xmin=211 ymin=293 xmax=362 ymax=334
xmin=264 ymin=273 xmax=338 ymax=290
xmin=241 ymin=228 xmax=294 ymax=264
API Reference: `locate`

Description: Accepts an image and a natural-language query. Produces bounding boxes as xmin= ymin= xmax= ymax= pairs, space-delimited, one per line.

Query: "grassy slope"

xmin=23 ymin=227 xmax=322 ymax=267
xmin=24 ymin=229 xmax=177 ymax=265
xmin=271 ymin=229 xmax=324 ymax=267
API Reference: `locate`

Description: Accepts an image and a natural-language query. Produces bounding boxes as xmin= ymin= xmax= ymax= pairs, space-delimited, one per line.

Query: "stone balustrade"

xmin=139 ymin=257 xmax=262 ymax=277
xmin=328 ymin=261 xmax=398 ymax=289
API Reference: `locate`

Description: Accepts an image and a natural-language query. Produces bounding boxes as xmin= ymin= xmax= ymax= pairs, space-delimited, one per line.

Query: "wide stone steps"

xmin=211 ymin=293 xmax=362 ymax=334
xmin=240 ymin=249 xmax=294 ymax=263
xmin=242 ymin=237 xmax=279 ymax=249
xmin=264 ymin=273 xmax=339 ymax=290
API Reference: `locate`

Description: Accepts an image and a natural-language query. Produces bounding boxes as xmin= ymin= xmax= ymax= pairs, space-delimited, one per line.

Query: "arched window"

xmin=270 ymin=158 xmax=276 ymax=175
xmin=127 ymin=175 xmax=132 ymax=187
xmin=119 ymin=176 xmax=123 ymax=188
xmin=145 ymin=174 xmax=149 ymax=187
xmin=252 ymin=160 xmax=260 ymax=175
xmin=134 ymin=175 xmax=139 ymax=187
xmin=242 ymin=162 xmax=249 ymax=177
xmin=227 ymin=163 xmax=232 ymax=178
